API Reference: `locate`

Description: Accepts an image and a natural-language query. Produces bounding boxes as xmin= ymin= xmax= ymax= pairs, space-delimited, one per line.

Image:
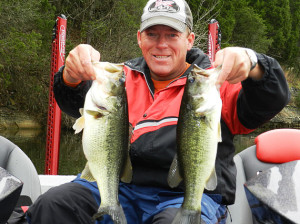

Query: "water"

xmin=0 ymin=126 xmax=298 ymax=175
xmin=0 ymin=128 xmax=86 ymax=175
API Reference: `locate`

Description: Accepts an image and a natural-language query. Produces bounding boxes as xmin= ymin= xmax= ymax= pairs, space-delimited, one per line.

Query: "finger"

xmin=216 ymin=50 xmax=235 ymax=86
xmin=65 ymin=45 xmax=95 ymax=81
xmin=63 ymin=53 xmax=83 ymax=83
xmin=74 ymin=45 xmax=95 ymax=80
xmin=227 ymin=64 xmax=249 ymax=84
xmin=226 ymin=75 xmax=245 ymax=84
xmin=89 ymin=48 xmax=101 ymax=80
xmin=213 ymin=50 xmax=224 ymax=68
xmin=90 ymin=46 xmax=101 ymax=62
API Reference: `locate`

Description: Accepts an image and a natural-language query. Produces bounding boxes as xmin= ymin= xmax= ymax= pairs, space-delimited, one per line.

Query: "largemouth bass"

xmin=73 ymin=62 xmax=132 ymax=224
xmin=168 ymin=65 xmax=222 ymax=224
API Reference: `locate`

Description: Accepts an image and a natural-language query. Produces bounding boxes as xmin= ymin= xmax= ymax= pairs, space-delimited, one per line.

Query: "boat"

xmin=1 ymin=128 xmax=300 ymax=224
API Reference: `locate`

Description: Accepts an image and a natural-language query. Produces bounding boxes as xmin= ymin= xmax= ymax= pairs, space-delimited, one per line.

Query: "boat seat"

xmin=0 ymin=136 xmax=41 ymax=202
xmin=226 ymin=128 xmax=300 ymax=224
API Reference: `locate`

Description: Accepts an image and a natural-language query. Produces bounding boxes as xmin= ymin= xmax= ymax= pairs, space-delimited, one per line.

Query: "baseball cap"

xmin=140 ymin=0 xmax=193 ymax=33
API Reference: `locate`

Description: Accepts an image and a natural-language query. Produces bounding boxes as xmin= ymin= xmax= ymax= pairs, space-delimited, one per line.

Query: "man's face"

xmin=137 ymin=25 xmax=195 ymax=81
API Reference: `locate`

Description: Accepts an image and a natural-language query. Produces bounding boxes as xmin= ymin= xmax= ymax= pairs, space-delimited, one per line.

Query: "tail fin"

xmin=172 ymin=208 xmax=203 ymax=224
xmin=92 ymin=204 xmax=127 ymax=224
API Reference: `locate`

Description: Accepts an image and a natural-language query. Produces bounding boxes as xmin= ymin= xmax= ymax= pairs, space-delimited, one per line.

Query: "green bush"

xmin=296 ymin=90 xmax=300 ymax=109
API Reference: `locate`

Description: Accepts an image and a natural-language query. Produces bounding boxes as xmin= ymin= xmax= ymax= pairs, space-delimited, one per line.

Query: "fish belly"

xmin=83 ymin=110 xmax=127 ymax=207
xmin=178 ymin=111 xmax=218 ymax=211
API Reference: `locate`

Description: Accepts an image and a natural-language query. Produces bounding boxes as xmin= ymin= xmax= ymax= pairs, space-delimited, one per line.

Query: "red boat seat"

xmin=255 ymin=128 xmax=300 ymax=163
xmin=226 ymin=128 xmax=300 ymax=224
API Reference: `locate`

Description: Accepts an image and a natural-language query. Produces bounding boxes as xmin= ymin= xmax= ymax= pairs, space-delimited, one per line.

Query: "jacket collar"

xmin=125 ymin=48 xmax=211 ymax=75
xmin=124 ymin=48 xmax=211 ymax=96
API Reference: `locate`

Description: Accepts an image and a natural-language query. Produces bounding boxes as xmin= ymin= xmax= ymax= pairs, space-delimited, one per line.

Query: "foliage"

xmin=287 ymin=0 xmax=300 ymax=70
xmin=52 ymin=0 xmax=147 ymax=62
xmin=296 ymin=91 xmax=300 ymax=110
xmin=188 ymin=0 xmax=222 ymax=51
xmin=230 ymin=7 xmax=272 ymax=53
xmin=248 ymin=0 xmax=299 ymax=67
xmin=0 ymin=29 xmax=42 ymax=72
xmin=0 ymin=0 xmax=55 ymax=117
xmin=214 ymin=0 xmax=236 ymax=47
xmin=0 ymin=0 xmax=299 ymax=124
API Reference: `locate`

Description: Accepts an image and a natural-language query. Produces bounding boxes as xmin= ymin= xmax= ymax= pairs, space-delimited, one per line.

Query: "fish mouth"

xmin=198 ymin=71 xmax=210 ymax=77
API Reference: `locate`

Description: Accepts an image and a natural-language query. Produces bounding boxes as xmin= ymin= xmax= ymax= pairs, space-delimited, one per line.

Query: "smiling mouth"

xmin=154 ymin=55 xmax=169 ymax=59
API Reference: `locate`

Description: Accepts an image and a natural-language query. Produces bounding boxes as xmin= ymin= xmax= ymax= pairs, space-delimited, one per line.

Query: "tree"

xmin=286 ymin=0 xmax=300 ymax=72
xmin=0 ymin=0 xmax=55 ymax=114
xmin=188 ymin=0 xmax=222 ymax=51
xmin=53 ymin=0 xmax=147 ymax=62
xmin=230 ymin=6 xmax=272 ymax=53
xmin=248 ymin=0 xmax=292 ymax=60
xmin=0 ymin=0 xmax=298 ymax=122
xmin=215 ymin=0 xmax=237 ymax=47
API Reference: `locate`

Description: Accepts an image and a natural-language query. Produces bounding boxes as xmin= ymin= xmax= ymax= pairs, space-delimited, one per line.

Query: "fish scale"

xmin=83 ymin=110 xmax=126 ymax=206
xmin=178 ymin=113 xmax=217 ymax=211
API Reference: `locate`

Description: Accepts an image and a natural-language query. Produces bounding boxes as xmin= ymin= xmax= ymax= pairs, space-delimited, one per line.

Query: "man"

xmin=26 ymin=0 xmax=290 ymax=223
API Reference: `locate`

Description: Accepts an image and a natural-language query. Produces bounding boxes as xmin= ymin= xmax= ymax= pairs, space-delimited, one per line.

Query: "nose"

xmin=156 ymin=35 xmax=168 ymax=49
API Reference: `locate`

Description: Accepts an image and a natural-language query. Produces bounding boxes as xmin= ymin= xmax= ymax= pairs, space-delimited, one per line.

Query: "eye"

xmin=166 ymin=33 xmax=179 ymax=40
xmin=188 ymin=77 xmax=195 ymax=83
xmin=119 ymin=77 xmax=125 ymax=84
xmin=97 ymin=105 xmax=107 ymax=111
xmin=147 ymin=32 xmax=157 ymax=38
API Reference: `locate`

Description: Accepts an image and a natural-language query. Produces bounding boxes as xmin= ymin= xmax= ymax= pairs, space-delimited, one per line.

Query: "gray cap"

xmin=140 ymin=0 xmax=193 ymax=33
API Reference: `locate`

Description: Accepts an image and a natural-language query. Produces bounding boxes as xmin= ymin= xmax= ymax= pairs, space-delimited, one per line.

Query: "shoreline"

xmin=1 ymin=104 xmax=300 ymax=134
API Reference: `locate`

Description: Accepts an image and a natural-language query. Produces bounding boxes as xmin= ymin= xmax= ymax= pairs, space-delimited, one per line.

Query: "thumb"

xmin=89 ymin=45 xmax=101 ymax=62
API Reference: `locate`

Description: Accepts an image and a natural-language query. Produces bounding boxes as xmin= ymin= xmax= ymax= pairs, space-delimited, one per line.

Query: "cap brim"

xmin=140 ymin=16 xmax=186 ymax=32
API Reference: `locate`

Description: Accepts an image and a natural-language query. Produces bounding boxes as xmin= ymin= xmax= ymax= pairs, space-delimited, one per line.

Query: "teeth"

xmin=155 ymin=56 xmax=168 ymax=58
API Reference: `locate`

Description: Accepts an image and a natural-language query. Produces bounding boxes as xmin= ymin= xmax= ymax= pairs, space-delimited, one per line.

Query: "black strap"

xmin=182 ymin=56 xmax=206 ymax=78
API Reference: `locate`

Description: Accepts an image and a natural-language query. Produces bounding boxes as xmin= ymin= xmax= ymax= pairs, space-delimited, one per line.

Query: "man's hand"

xmin=63 ymin=44 xmax=101 ymax=84
xmin=213 ymin=47 xmax=264 ymax=86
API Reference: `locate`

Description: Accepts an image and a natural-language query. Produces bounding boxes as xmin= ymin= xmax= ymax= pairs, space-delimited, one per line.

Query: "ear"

xmin=137 ymin=30 xmax=142 ymax=49
xmin=187 ymin=32 xmax=195 ymax=50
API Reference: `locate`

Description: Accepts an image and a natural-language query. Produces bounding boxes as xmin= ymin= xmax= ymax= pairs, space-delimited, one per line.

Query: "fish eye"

xmin=188 ymin=77 xmax=195 ymax=83
xmin=119 ymin=77 xmax=125 ymax=84
xmin=97 ymin=105 xmax=107 ymax=111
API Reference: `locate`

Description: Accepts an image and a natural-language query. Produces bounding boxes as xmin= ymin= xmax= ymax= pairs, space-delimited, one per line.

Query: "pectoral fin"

xmin=80 ymin=162 xmax=96 ymax=182
xmin=121 ymin=128 xmax=133 ymax=183
xmin=217 ymin=122 xmax=222 ymax=142
xmin=167 ymin=154 xmax=183 ymax=188
xmin=205 ymin=167 xmax=217 ymax=191
xmin=120 ymin=152 xmax=132 ymax=183
xmin=121 ymin=124 xmax=133 ymax=183
xmin=86 ymin=109 xmax=105 ymax=118
xmin=73 ymin=114 xmax=85 ymax=134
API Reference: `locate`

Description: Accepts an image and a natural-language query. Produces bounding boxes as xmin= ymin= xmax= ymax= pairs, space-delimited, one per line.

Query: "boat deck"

xmin=38 ymin=175 xmax=76 ymax=194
